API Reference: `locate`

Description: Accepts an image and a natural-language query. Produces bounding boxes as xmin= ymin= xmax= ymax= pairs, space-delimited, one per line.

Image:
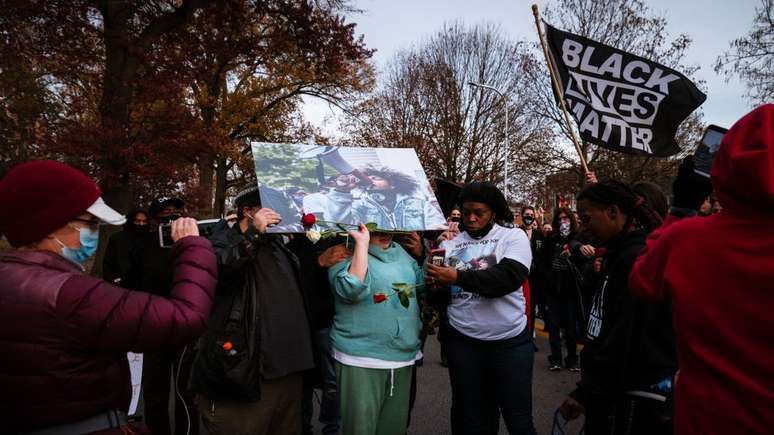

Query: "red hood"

xmin=711 ymin=104 xmax=774 ymax=213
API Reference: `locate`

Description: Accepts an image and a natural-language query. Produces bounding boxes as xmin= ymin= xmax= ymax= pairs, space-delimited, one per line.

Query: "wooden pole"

xmin=531 ymin=4 xmax=589 ymax=173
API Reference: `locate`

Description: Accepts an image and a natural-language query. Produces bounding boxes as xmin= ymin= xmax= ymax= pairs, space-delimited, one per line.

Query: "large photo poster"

xmin=250 ymin=143 xmax=447 ymax=233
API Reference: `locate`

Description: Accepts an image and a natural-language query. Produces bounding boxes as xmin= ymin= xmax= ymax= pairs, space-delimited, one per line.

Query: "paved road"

xmin=310 ymin=328 xmax=585 ymax=435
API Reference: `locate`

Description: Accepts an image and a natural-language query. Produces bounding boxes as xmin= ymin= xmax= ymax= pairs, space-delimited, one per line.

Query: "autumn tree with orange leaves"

xmin=0 ymin=0 xmax=374 ymax=214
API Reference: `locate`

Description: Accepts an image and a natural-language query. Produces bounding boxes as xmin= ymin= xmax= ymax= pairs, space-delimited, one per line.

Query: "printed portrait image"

xmin=250 ymin=143 xmax=447 ymax=233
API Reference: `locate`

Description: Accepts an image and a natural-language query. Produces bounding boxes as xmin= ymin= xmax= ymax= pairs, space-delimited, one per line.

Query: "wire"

xmin=174 ymin=346 xmax=191 ymax=435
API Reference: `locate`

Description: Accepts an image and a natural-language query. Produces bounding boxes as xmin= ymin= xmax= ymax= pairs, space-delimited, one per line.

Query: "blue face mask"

xmin=56 ymin=225 xmax=100 ymax=264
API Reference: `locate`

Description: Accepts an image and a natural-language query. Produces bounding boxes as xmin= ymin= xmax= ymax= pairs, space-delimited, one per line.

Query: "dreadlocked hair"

xmin=577 ymin=179 xmax=663 ymax=233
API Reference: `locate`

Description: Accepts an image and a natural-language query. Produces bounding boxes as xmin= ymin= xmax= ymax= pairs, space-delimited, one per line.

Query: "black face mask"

xmin=450 ymin=216 xmax=461 ymax=223
xmin=158 ymin=214 xmax=182 ymax=224
xmin=522 ymin=216 xmax=535 ymax=226
xmin=464 ymin=221 xmax=495 ymax=239
xmin=128 ymin=223 xmax=148 ymax=235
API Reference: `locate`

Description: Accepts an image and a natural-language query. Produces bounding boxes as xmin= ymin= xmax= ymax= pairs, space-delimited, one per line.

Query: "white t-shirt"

xmin=441 ymin=224 xmax=532 ymax=341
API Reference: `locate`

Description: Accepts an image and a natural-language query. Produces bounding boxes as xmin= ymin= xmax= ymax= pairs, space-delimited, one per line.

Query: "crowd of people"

xmin=0 ymin=105 xmax=772 ymax=435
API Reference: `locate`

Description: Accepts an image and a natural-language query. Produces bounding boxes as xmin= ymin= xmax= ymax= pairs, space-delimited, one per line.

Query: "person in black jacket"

xmin=190 ymin=184 xmax=315 ymax=435
xmin=519 ymin=206 xmax=544 ymax=334
xmin=539 ymin=207 xmax=593 ymax=371
xmin=102 ymin=207 xmax=148 ymax=288
xmin=135 ymin=197 xmax=198 ymax=435
xmin=290 ymin=236 xmax=351 ymax=435
xmin=559 ymin=179 xmax=674 ymax=435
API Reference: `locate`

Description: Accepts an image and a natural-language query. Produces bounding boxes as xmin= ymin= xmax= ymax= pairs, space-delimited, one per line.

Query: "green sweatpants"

xmin=336 ymin=362 xmax=414 ymax=435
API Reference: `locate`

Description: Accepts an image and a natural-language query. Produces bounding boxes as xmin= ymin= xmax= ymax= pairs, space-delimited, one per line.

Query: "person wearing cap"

xmin=135 ymin=196 xmax=202 ymax=435
xmin=0 ymin=160 xmax=217 ymax=435
xmin=190 ymin=183 xmax=315 ymax=435
xmin=425 ymin=181 xmax=536 ymax=434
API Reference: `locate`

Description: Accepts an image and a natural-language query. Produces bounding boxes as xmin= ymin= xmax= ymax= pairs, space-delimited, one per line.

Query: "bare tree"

xmin=346 ymin=22 xmax=554 ymax=201
xmin=715 ymin=0 xmax=774 ymax=105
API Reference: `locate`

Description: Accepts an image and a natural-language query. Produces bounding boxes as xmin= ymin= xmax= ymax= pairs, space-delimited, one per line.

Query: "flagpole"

xmin=531 ymin=4 xmax=589 ymax=173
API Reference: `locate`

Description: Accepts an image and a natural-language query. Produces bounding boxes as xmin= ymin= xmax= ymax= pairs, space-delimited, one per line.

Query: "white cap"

xmin=87 ymin=197 xmax=126 ymax=225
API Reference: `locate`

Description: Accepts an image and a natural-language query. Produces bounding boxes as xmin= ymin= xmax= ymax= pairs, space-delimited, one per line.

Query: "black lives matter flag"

xmin=544 ymin=22 xmax=706 ymax=157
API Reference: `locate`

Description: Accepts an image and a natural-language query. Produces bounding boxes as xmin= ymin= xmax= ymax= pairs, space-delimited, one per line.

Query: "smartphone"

xmin=159 ymin=219 xmax=221 ymax=248
xmin=693 ymin=125 xmax=728 ymax=178
xmin=430 ymin=248 xmax=446 ymax=266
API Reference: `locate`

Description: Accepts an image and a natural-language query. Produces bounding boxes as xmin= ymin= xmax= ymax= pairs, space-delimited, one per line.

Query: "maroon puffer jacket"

xmin=0 ymin=236 xmax=217 ymax=434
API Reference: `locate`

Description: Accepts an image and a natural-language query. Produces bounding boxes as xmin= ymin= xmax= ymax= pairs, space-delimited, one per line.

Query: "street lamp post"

xmin=468 ymin=82 xmax=509 ymax=201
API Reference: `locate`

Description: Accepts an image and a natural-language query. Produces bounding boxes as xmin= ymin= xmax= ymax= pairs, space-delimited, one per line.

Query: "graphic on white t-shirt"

xmin=441 ymin=224 xmax=532 ymax=341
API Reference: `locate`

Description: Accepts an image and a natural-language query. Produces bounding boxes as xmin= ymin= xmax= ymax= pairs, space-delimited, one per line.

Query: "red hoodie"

xmin=629 ymin=104 xmax=774 ymax=435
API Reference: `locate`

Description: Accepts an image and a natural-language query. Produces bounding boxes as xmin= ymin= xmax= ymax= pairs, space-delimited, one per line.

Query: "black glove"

xmin=672 ymin=156 xmax=713 ymax=211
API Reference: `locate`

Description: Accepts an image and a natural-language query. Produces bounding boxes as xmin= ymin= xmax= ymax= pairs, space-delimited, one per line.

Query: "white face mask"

xmin=559 ymin=221 xmax=571 ymax=237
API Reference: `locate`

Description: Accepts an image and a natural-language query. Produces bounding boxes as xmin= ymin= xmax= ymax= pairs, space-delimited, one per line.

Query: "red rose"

xmin=373 ymin=294 xmax=387 ymax=304
xmin=301 ymin=213 xmax=317 ymax=227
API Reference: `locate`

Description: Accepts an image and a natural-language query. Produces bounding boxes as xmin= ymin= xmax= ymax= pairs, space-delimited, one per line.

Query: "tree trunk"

xmin=97 ymin=1 xmax=134 ymax=212
xmin=197 ymin=153 xmax=215 ymax=217
xmin=214 ymin=156 xmax=228 ymax=216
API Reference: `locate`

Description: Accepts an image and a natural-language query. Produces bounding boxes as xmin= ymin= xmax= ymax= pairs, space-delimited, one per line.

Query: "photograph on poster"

xmin=250 ymin=143 xmax=447 ymax=233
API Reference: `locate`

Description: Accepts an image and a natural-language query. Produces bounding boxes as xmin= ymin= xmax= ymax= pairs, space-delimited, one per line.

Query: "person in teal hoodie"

xmin=328 ymin=224 xmax=424 ymax=435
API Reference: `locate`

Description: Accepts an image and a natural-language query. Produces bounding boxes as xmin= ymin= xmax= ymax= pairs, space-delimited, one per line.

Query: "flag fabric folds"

xmin=544 ymin=22 xmax=706 ymax=157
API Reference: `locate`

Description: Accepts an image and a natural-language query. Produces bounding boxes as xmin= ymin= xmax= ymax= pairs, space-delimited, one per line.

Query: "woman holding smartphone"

xmin=425 ymin=181 xmax=536 ymax=435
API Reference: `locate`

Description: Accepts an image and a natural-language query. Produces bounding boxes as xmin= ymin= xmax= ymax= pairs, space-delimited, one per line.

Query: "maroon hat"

xmin=0 ymin=160 xmax=125 ymax=247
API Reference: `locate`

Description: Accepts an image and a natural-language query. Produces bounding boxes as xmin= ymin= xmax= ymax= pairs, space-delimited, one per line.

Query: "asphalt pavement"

xmin=310 ymin=328 xmax=585 ymax=435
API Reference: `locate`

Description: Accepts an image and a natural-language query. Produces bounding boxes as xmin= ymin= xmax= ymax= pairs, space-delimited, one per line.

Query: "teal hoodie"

xmin=328 ymin=242 xmax=423 ymax=362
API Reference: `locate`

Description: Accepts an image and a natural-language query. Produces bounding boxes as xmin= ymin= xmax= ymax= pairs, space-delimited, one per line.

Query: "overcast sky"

xmin=302 ymin=0 xmax=761 ymax=138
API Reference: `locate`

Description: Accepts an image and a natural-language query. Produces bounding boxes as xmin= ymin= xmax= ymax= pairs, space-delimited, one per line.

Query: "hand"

xmin=318 ymin=244 xmax=352 ymax=268
xmin=425 ymin=263 xmax=458 ymax=287
xmin=437 ymin=222 xmax=461 ymax=243
xmin=348 ymin=223 xmax=370 ymax=247
xmin=398 ymin=232 xmax=423 ymax=258
xmin=580 ymin=244 xmax=595 ymax=258
xmin=559 ymin=396 xmax=585 ymax=421
xmin=585 ymin=171 xmax=598 ymax=185
xmin=593 ymin=257 xmax=603 ymax=273
xmin=252 ymin=208 xmax=282 ymax=234
xmin=171 ymin=217 xmax=199 ymax=242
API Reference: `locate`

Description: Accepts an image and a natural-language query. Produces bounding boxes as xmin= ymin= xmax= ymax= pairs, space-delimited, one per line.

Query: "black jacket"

xmin=538 ymin=232 xmax=589 ymax=295
xmin=102 ymin=229 xmax=146 ymax=288
xmin=571 ymin=230 xmax=677 ymax=405
xmin=190 ymin=221 xmax=314 ymax=402
xmin=286 ymin=236 xmax=338 ymax=331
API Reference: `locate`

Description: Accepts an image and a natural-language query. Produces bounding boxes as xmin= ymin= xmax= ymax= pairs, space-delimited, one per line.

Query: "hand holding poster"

xmin=250 ymin=143 xmax=447 ymax=233
xmin=544 ymin=22 xmax=706 ymax=157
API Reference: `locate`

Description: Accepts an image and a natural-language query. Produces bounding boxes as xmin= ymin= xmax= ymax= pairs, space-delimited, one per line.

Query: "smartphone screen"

xmin=158 ymin=219 xmax=221 ymax=248
xmin=693 ymin=125 xmax=727 ymax=178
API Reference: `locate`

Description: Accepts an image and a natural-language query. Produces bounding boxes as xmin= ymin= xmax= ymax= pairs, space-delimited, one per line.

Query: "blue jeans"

xmin=445 ymin=325 xmax=536 ymax=435
xmin=302 ymin=327 xmax=340 ymax=435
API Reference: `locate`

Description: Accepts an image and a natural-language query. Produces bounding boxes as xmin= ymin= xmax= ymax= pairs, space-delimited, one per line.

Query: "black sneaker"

xmin=566 ymin=362 xmax=581 ymax=372
xmin=549 ymin=363 xmax=562 ymax=371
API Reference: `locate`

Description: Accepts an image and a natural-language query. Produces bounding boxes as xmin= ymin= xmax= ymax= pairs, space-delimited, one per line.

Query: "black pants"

xmin=445 ymin=325 xmax=536 ymax=435
xmin=142 ymin=347 xmax=198 ymax=435
xmin=545 ymin=270 xmax=580 ymax=366
xmin=302 ymin=327 xmax=340 ymax=435
xmin=584 ymin=394 xmax=672 ymax=435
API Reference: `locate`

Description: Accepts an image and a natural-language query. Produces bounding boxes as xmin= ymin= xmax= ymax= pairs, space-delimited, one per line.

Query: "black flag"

xmin=544 ymin=22 xmax=706 ymax=157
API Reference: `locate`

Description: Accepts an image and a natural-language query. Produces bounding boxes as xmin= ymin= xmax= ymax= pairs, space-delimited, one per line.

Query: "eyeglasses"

xmin=72 ymin=218 xmax=100 ymax=230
